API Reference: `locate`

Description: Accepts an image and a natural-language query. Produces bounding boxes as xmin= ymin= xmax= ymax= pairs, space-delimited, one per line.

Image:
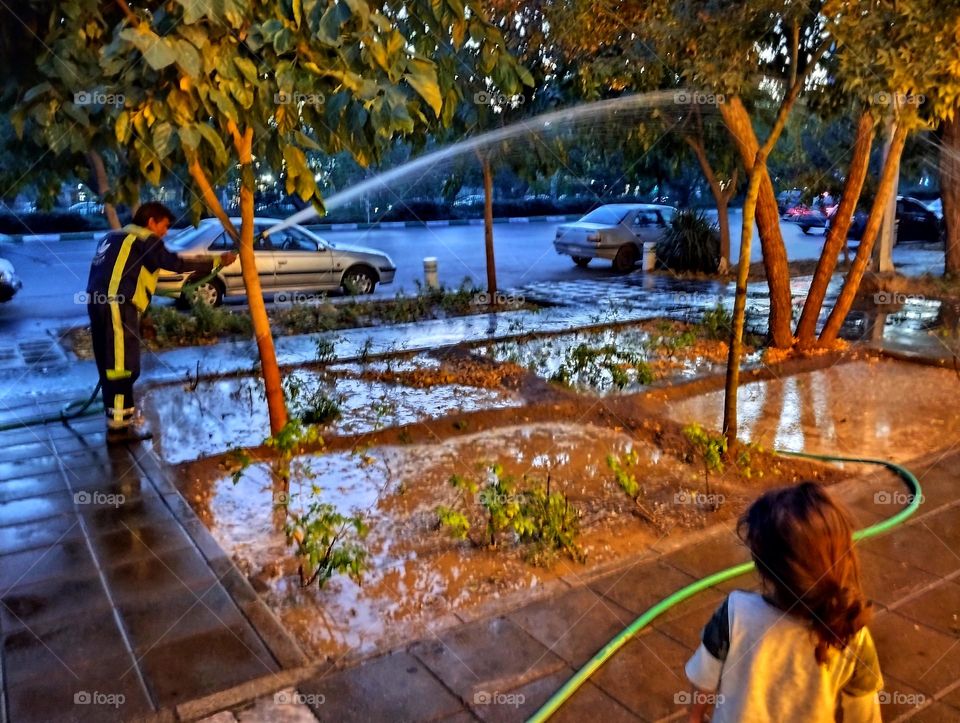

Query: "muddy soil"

xmin=179 ymin=420 xmax=839 ymax=660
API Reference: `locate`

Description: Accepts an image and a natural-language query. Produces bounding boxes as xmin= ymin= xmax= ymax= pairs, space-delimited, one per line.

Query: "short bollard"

xmin=642 ymin=242 xmax=657 ymax=272
xmin=423 ymin=257 xmax=439 ymax=289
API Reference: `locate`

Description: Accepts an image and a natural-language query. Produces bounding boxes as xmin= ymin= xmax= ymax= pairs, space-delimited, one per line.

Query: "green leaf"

xmin=115 ymin=111 xmax=131 ymax=143
xmin=179 ymin=125 xmax=201 ymax=152
xmin=120 ymin=27 xmax=178 ymax=70
xmin=317 ymin=2 xmax=351 ymax=46
xmin=179 ymin=0 xmax=207 ymax=23
xmin=404 ymin=59 xmax=442 ymax=117
xmin=175 ymin=39 xmax=202 ymax=77
xmin=152 ymin=121 xmax=175 ymax=158
xmin=197 ymin=123 xmax=229 ymax=165
xmin=234 ymin=57 xmax=260 ymax=84
xmin=23 ymin=82 xmax=52 ymax=104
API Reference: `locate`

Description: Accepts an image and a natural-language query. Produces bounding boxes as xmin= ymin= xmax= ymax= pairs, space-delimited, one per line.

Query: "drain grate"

xmin=18 ymin=340 xmax=67 ymax=366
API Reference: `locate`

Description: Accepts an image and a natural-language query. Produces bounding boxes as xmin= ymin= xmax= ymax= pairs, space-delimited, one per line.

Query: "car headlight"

xmin=586 ymin=233 xmax=600 ymax=242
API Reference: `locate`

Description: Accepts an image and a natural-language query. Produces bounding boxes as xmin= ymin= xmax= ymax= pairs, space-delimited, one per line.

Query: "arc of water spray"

xmin=263 ymin=90 xmax=680 ymax=237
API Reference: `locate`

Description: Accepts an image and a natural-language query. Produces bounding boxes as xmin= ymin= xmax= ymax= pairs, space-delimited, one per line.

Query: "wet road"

xmin=0 ymin=209 xmax=903 ymax=341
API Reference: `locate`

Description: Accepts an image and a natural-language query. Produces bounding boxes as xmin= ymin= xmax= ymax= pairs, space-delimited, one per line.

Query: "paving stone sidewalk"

xmin=200 ymin=446 xmax=960 ymax=723
xmin=0 ymin=394 xmax=305 ymax=723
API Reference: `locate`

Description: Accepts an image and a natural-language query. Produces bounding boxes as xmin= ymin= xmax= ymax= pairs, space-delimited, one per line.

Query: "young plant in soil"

xmin=436 ymin=464 xmax=584 ymax=565
xmin=682 ymin=423 xmax=727 ymax=511
xmin=282 ymin=372 xmax=343 ymax=426
xmin=549 ymin=342 xmax=654 ymax=390
xmin=606 ymin=449 xmax=659 ymax=526
xmin=227 ymin=420 xmax=368 ymax=587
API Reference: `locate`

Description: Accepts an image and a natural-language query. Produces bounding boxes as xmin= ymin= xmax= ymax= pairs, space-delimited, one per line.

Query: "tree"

xmin=942 ymin=112 xmax=960 ymax=277
xmin=11 ymin=0 xmax=527 ymax=435
xmin=817 ymin=0 xmax=960 ymax=345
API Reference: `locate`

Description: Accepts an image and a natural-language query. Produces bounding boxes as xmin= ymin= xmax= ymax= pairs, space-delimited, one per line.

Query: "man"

xmin=86 ymin=202 xmax=237 ymax=444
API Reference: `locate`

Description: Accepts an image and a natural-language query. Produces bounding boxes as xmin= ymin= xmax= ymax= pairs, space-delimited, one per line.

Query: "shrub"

xmin=656 ymin=210 xmax=721 ymax=273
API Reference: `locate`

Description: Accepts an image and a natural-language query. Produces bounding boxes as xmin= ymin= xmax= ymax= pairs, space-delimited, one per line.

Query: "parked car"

xmin=924 ymin=197 xmax=943 ymax=220
xmin=158 ymin=218 xmax=396 ymax=307
xmin=785 ymin=203 xmax=832 ymax=234
xmin=777 ymin=189 xmax=804 ymax=215
xmin=0 ymin=256 xmax=22 ymax=302
xmin=67 ymin=201 xmax=104 ymax=216
xmin=553 ymin=203 xmax=676 ymax=271
xmin=839 ymin=196 xmax=943 ymax=243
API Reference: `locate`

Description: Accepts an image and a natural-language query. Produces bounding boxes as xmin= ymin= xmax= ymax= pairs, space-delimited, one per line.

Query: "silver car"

xmin=553 ymin=203 xmax=676 ymax=271
xmin=157 ymin=218 xmax=396 ymax=307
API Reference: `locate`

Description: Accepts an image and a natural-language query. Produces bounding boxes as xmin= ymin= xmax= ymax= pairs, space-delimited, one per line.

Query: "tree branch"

xmin=115 ymin=0 xmax=138 ymax=25
xmin=187 ymin=155 xmax=240 ymax=242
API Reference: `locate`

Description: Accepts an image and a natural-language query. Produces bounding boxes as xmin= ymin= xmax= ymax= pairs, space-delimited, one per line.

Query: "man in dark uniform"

xmin=86 ymin=202 xmax=237 ymax=444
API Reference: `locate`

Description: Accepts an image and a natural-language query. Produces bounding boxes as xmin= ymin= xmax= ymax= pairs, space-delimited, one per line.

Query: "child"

xmin=684 ymin=482 xmax=883 ymax=722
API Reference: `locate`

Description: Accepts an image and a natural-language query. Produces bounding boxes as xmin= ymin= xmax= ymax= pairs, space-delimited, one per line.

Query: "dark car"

xmin=777 ymin=189 xmax=803 ymax=214
xmin=0 ymin=256 xmax=22 ymax=302
xmin=841 ymin=196 xmax=943 ymax=243
xmin=785 ymin=203 xmax=831 ymax=234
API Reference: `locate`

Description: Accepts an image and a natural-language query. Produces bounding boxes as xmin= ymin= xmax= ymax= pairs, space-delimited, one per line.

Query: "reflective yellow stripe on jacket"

xmin=105 ymin=232 xmax=136 ymax=380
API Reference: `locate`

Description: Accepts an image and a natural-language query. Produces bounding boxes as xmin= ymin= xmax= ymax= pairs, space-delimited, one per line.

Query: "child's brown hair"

xmin=738 ymin=481 xmax=872 ymax=665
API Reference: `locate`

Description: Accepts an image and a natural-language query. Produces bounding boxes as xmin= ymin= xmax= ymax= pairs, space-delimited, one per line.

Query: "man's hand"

xmin=218 ymin=251 xmax=238 ymax=267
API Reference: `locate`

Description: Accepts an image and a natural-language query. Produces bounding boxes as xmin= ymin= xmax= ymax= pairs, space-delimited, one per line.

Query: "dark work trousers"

xmin=87 ymin=302 xmax=141 ymax=429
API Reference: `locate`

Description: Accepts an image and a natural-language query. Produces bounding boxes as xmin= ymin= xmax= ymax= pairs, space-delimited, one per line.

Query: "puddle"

xmin=182 ymin=422 xmax=744 ymax=659
xmin=144 ymin=361 xmax=522 ymax=464
xmin=475 ymin=322 xmax=757 ymax=394
xmin=666 ymin=358 xmax=960 ymax=463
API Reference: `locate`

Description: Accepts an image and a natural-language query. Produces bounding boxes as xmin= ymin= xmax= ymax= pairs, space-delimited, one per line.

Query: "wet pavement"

xmin=195 ymin=443 xmax=960 ymax=723
xmin=2 ymin=260 xmax=959 ymax=721
xmin=0 ymin=397 xmax=304 ymax=722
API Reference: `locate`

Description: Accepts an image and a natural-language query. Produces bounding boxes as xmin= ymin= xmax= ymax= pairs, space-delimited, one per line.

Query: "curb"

xmin=0 ymin=230 xmax=101 ymax=244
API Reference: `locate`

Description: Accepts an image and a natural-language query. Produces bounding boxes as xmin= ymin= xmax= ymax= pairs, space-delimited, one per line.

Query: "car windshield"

xmin=580 ymin=207 xmax=629 ymax=225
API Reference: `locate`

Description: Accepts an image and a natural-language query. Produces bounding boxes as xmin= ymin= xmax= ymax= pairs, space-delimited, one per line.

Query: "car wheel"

xmin=341 ymin=267 xmax=376 ymax=295
xmin=572 ymin=256 xmax=591 ymax=268
xmin=612 ymin=244 xmax=638 ymax=272
xmin=800 ymin=225 xmax=811 ymax=235
xmin=179 ymin=278 xmax=224 ymax=308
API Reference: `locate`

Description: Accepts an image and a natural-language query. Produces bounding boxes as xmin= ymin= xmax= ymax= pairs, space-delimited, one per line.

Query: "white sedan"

xmin=158 ymin=218 xmax=396 ymax=306
xmin=553 ymin=203 xmax=676 ymax=271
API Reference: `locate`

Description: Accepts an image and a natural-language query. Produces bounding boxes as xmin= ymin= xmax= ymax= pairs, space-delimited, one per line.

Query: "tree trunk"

xmin=795 ymin=113 xmax=875 ymax=349
xmin=481 ymin=155 xmax=497 ymax=299
xmin=232 ymin=126 xmax=288 ymax=435
xmin=686 ymin=135 xmax=734 ymax=271
xmin=723 ymin=158 xmax=766 ymax=447
xmin=188 ymin=157 xmax=240 ymax=242
xmin=942 ymin=111 xmax=960 ymax=277
xmin=87 ymin=150 xmax=121 ymax=230
xmin=719 ymin=96 xmax=794 ymax=348
xmin=819 ymin=124 xmax=909 ymax=346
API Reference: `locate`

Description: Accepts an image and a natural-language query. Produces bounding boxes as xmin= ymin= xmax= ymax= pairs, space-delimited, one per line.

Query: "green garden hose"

xmin=527 ymin=450 xmax=922 ymax=723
